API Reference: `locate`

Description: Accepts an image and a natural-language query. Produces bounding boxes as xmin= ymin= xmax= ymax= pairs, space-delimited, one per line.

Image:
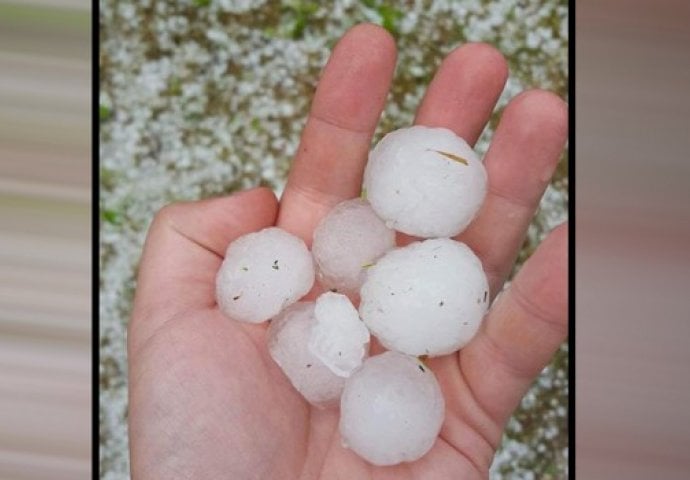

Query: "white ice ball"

xmin=363 ymin=125 xmax=487 ymax=238
xmin=312 ymin=198 xmax=395 ymax=296
xmin=359 ymin=238 xmax=489 ymax=356
xmin=339 ymin=351 xmax=445 ymax=466
xmin=308 ymin=292 xmax=370 ymax=377
xmin=216 ymin=227 xmax=314 ymax=323
xmin=267 ymin=302 xmax=345 ymax=407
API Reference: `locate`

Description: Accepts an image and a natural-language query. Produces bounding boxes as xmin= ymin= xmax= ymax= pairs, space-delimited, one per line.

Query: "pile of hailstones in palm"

xmin=217 ymin=126 xmax=492 ymax=466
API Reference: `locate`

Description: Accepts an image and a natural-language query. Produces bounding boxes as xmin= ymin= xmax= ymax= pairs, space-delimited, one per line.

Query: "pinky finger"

xmin=457 ymin=222 xmax=568 ymax=428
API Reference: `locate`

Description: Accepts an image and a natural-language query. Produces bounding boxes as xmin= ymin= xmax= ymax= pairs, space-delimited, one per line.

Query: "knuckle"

xmin=151 ymin=202 xmax=183 ymax=227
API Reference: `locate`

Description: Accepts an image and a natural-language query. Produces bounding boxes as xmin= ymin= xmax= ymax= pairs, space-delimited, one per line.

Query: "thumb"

xmin=129 ymin=187 xmax=278 ymax=353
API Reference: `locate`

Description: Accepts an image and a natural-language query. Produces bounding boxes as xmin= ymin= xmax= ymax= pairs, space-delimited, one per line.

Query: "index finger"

xmin=277 ymin=23 xmax=397 ymax=243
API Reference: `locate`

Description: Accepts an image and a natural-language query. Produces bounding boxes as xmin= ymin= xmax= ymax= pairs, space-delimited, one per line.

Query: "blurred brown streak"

xmin=577 ymin=0 xmax=690 ymax=478
xmin=578 ymin=0 xmax=690 ymax=37
xmin=0 ymin=2 xmax=91 ymax=478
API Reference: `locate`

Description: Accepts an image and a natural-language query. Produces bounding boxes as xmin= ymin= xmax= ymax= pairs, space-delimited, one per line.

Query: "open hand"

xmin=127 ymin=23 xmax=568 ymax=479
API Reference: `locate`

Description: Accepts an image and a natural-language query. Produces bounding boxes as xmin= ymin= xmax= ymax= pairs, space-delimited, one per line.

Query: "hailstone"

xmin=216 ymin=227 xmax=314 ymax=323
xmin=268 ymin=294 xmax=369 ymax=406
xmin=359 ymin=238 xmax=489 ymax=356
xmin=339 ymin=351 xmax=445 ymax=466
xmin=363 ymin=125 xmax=487 ymax=238
xmin=267 ymin=302 xmax=345 ymax=407
xmin=312 ymin=198 xmax=395 ymax=296
xmin=308 ymin=292 xmax=370 ymax=377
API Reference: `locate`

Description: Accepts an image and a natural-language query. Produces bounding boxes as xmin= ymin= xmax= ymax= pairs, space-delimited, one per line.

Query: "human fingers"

xmin=457 ymin=222 xmax=568 ymax=429
xmin=277 ymin=23 xmax=396 ymax=243
xmin=457 ymin=90 xmax=568 ymax=296
xmin=129 ymin=187 xmax=278 ymax=352
xmin=414 ymin=42 xmax=508 ymax=145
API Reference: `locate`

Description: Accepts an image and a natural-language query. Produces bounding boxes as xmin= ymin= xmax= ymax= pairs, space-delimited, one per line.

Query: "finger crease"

xmin=165 ymin=219 xmax=224 ymax=260
xmin=309 ymin=111 xmax=374 ymax=137
xmin=480 ymin=326 xmax=537 ymax=383
xmin=454 ymin=359 xmax=504 ymax=452
xmin=288 ymin=182 xmax=352 ymax=210
xmin=511 ymin=283 xmax=568 ymax=336
xmin=487 ymin=184 xmax=539 ymax=211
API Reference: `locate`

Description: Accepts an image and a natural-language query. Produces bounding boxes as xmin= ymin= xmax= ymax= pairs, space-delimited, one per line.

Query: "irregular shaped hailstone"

xmin=312 ymin=199 xmax=395 ymax=296
xmin=216 ymin=227 xmax=314 ymax=323
xmin=339 ymin=351 xmax=445 ymax=466
xmin=359 ymin=238 xmax=489 ymax=356
xmin=308 ymin=292 xmax=370 ymax=377
xmin=268 ymin=302 xmax=345 ymax=407
xmin=363 ymin=125 xmax=487 ymax=238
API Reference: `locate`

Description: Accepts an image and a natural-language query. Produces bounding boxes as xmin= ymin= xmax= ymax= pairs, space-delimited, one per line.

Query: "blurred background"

xmin=99 ymin=0 xmax=567 ymax=478
xmin=0 ymin=0 xmax=91 ymax=479
xmin=576 ymin=0 xmax=690 ymax=478
xmin=3 ymin=0 xmax=687 ymax=479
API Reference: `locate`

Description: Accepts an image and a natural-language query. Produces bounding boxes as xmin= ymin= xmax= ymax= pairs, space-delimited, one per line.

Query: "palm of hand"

xmin=128 ymin=24 xmax=567 ymax=480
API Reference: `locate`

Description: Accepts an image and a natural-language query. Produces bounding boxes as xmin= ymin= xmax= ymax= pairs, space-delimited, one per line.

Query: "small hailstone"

xmin=312 ymin=198 xmax=395 ymax=296
xmin=339 ymin=351 xmax=445 ymax=466
xmin=216 ymin=227 xmax=314 ymax=323
xmin=359 ymin=238 xmax=489 ymax=356
xmin=267 ymin=302 xmax=345 ymax=407
xmin=308 ymin=292 xmax=370 ymax=377
xmin=363 ymin=125 xmax=487 ymax=238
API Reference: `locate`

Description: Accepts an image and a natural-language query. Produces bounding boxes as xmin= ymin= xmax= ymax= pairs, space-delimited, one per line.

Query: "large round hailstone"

xmin=216 ymin=227 xmax=314 ymax=324
xmin=339 ymin=351 xmax=445 ymax=466
xmin=312 ymin=199 xmax=395 ymax=296
xmin=267 ymin=302 xmax=345 ymax=407
xmin=359 ymin=238 xmax=489 ymax=356
xmin=363 ymin=125 xmax=487 ymax=238
xmin=308 ymin=292 xmax=370 ymax=377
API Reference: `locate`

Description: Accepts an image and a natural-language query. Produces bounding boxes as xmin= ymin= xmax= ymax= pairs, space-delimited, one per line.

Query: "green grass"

xmin=0 ymin=2 xmax=90 ymax=32
xmin=100 ymin=105 xmax=112 ymax=122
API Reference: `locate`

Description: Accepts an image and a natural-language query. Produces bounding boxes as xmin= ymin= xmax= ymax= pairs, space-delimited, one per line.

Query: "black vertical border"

xmin=568 ymin=0 xmax=576 ymax=477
